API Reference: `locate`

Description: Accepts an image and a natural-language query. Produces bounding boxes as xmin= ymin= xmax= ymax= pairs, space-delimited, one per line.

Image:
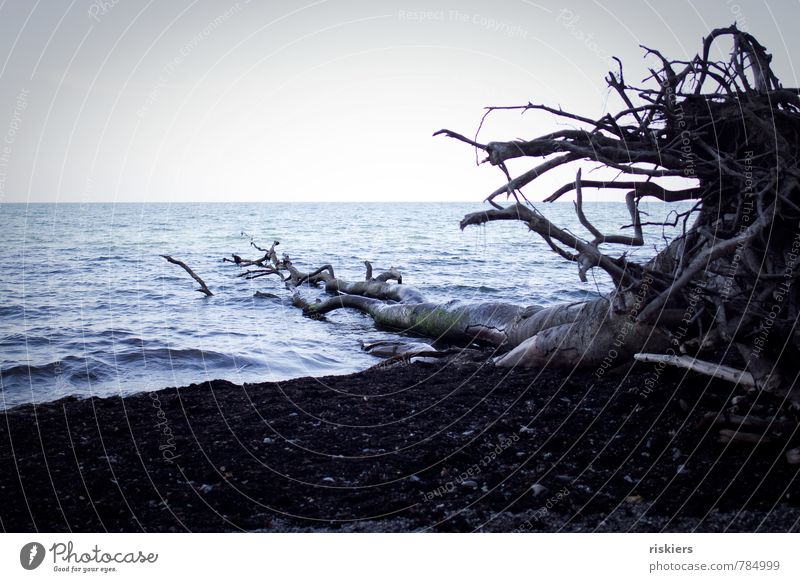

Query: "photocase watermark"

xmin=663 ymin=79 xmax=698 ymax=179
xmin=87 ymin=0 xmax=120 ymax=22
xmin=512 ymin=486 xmax=571 ymax=532
xmin=638 ymin=282 xmax=705 ymax=396
xmin=397 ymin=9 xmax=446 ymax=22
xmin=594 ymin=273 xmax=655 ymax=380
xmin=726 ymin=0 xmax=750 ymax=31
xmin=150 ymin=391 xmax=180 ymax=464
xmin=0 ymin=87 xmax=29 ymax=203
xmin=751 ymin=222 xmax=800 ymax=359
xmin=50 ymin=541 xmax=157 ymax=574
xmin=419 ymin=432 xmax=520 ymax=502
xmin=720 ymin=150 xmax=755 ymax=301
xmin=137 ymin=2 xmax=249 ymax=118
xmin=397 ymin=10 xmax=529 ymax=39
xmin=20 ymin=542 xmax=46 ymax=570
xmin=555 ymin=9 xmax=610 ymax=62
xmin=20 ymin=541 xmax=158 ymax=573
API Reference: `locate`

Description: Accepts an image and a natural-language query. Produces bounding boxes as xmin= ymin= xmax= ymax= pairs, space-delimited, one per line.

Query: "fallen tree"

xmin=222 ymin=27 xmax=798 ymax=390
xmin=434 ymin=25 xmax=800 ymax=400
xmin=221 ymin=236 xmax=670 ymax=368
xmin=164 ymin=26 xmax=799 ymax=453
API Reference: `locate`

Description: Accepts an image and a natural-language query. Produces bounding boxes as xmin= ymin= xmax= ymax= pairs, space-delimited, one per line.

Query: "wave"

xmin=0 ymin=333 xmax=51 ymax=347
xmin=0 ymin=348 xmax=267 ymax=383
xmin=0 ymin=305 xmax=24 ymax=317
xmin=111 ymin=347 xmax=264 ymax=369
xmin=93 ymin=255 xmax=128 ymax=262
xmin=0 ymin=356 xmax=115 ymax=383
xmin=446 ymin=284 xmax=502 ymax=294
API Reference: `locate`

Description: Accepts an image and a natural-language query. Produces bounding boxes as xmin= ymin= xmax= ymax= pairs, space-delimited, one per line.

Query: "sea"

xmin=0 ymin=201 xmax=692 ymax=409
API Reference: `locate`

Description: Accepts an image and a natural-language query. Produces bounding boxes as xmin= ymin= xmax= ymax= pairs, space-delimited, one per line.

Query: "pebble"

xmin=531 ymin=483 xmax=547 ymax=497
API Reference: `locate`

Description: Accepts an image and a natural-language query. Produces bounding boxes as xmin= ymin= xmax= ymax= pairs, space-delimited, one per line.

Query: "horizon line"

xmin=1 ymin=199 xmax=639 ymax=205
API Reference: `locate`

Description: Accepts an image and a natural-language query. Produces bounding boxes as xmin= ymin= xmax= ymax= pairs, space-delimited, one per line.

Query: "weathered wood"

xmin=438 ymin=26 xmax=798 ymax=399
xmin=634 ymin=353 xmax=756 ymax=387
xmin=161 ymin=255 xmax=213 ymax=296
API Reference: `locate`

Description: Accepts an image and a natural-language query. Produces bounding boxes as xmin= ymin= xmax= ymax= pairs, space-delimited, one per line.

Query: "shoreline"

xmin=1 ymin=359 xmax=798 ymax=532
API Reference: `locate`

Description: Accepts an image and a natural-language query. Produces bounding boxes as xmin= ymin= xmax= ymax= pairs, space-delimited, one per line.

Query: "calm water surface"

xmin=0 ymin=201 xmax=691 ymax=408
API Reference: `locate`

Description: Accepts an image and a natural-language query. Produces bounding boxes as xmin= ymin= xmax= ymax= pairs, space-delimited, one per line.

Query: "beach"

xmin=2 ymin=357 xmax=798 ymax=532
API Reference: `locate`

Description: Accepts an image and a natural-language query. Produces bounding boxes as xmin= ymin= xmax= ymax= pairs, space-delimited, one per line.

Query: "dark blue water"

xmin=0 ymin=202 xmax=692 ymax=408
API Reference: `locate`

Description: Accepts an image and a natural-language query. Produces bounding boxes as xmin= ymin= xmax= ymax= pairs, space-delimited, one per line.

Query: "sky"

xmin=0 ymin=0 xmax=798 ymax=203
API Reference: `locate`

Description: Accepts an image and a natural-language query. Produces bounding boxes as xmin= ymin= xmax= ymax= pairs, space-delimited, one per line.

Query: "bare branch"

xmin=634 ymin=352 xmax=756 ymax=387
xmin=460 ymin=203 xmax=637 ymax=285
xmin=161 ymin=255 xmax=213 ymax=296
xmin=544 ymin=179 xmax=699 ymax=203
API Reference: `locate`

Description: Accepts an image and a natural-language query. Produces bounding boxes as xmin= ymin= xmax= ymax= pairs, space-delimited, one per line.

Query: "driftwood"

xmin=161 ymin=255 xmax=213 ymax=296
xmin=214 ymin=27 xmax=800 ymax=396
xmin=634 ymin=353 xmax=756 ymax=387
xmin=434 ymin=26 xmax=800 ymax=393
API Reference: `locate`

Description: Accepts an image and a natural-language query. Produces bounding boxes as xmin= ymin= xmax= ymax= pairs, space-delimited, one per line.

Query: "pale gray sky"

xmin=0 ymin=0 xmax=797 ymax=203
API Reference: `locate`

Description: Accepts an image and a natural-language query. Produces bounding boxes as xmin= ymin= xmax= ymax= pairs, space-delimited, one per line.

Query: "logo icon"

xmin=20 ymin=542 xmax=46 ymax=570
